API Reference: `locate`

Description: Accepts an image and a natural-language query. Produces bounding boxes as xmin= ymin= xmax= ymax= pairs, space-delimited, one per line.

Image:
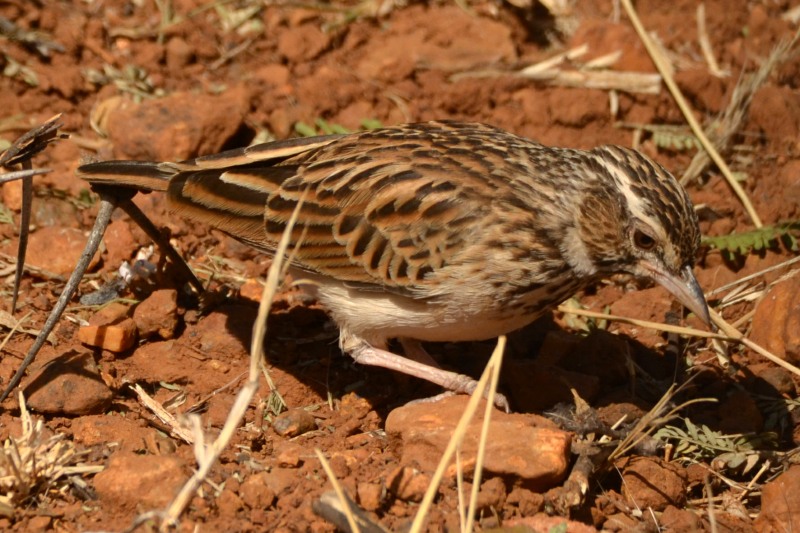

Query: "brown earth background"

xmin=1 ymin=0 xmax=800 ymax=531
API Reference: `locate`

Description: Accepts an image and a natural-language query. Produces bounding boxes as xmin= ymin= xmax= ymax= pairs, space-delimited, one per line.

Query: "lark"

xmin=78 ymin=121 xmax=709 ymax=405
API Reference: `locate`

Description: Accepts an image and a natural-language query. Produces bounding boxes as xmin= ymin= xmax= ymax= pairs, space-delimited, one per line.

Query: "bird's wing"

xmin=167 ymin=122 xmax=515 ymax=291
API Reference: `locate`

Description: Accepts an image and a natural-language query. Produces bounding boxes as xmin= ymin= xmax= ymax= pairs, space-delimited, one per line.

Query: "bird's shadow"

xmin=207 ymin=300 xmax=690 ymax=417
xmin=102 ymin=289 xmax=788 ymax=444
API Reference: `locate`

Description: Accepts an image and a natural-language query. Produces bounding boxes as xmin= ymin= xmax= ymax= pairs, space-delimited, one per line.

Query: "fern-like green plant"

xmin=294 ymin=118 xmax=383 ymax=138
xmin=703 ymin=221 xmax=800 ymax=261
xmin=655 ymin=418 xmax=778 ymax=475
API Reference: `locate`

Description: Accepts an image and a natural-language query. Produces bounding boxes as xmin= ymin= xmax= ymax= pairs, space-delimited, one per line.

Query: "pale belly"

xmin=294 ymin=272 xmax=579 ymax=345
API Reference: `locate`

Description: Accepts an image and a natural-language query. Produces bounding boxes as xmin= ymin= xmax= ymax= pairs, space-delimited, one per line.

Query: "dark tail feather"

xmin=76 ymin=161 xmax=174 ymax=192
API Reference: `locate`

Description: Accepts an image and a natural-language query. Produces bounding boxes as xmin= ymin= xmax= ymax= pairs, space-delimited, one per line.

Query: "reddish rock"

xmin=78 ymin=318 xmax=137 ymax=352
xmin=355 ymin=5 xmax=515 ymax=80
xmin=93 ymin=453 xmax=185 ymax=510
xmin=217 ymin=487 xmax=244 ymax=515
xmin=91 ymin=302 xmax=131 ymax=324
xmin=675 ymin=67 xmax=727 ymax=113
xmin=660 ymin=505 xmax=705 ymax=531
xmin=750 ymin=277 xmax=800 ymax=364
xmin=253 ymin=64 xmax=290 ymax=89
xmin=23 ymin=350 xmax=114 ymax=415
xmin=165 ymin=37 xmax=194 ymax=70
xmin=71 ymin=415 xmax=152 ymax=453
xmin=272 ymin=408 xmax=317 ymax=438
xmin=618 ymin=456 xmax=687 ymax=511
xmin=277 ymin=24 xmax=330 ymax=63
xmin=102 ymin=219 xmax=138 ymax=269
xmin=106 ymin=87 xmax=250 ymax=161
xmin=475 ymin=477 xmax=507 ymax=513
xmin=356 ymin=482 xmax=384 ymax=512
xmin=385 ymin=465 xmax=430 ymax=503
xmin=190 ymin=305 xmax=254 ymax=358
xmin=133 ymin=288 xmax=179 ymax=340
xmin=240 ymin=472 xmax=277 ymax=510
xmin=276 ymin=443 xmax=303 ymax=468
xmin=123 ymin=340 xmax=197 ymax=384
xmin=385 ymin=395 xmax=571 ymax=490
xmin=717 ymin=389 xmax=764 ymax=434
xmin=755 ymin=466 xmax=800 ymax=532
xmin=748 ymin=85 xmax=800 ymax=147
xmin=238 ymin=278 xmax=265 ymax=303
xmin=505 ymin=514 xmax=598 ymax=533
xmin=23 ymin=226 xmax=100 ymax=276
xmin=1 ymin=180 xmax=22 ymax=211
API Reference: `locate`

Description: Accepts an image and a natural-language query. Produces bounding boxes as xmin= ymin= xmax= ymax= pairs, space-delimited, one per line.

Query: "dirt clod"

xmin=93 ymin=453 xmax=186 ymax=511
xmin=386 ymin=395 xmax=571 ymax=488
xmin=617 ymin=456 xmax=688 ymax=512
xmin=23 ymin=350 xmax=114 ymax=415
xmin=755 ymin=466 xmax=800 ymax=532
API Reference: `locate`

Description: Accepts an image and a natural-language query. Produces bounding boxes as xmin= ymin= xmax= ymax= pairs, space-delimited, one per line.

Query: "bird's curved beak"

xmin=642 ymin=262 xmax=711 ymax=326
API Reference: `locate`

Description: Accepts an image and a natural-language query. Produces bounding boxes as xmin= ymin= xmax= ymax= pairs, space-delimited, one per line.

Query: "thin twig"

xmin=160 ymin=191 xmax=307 ymax=528
xmin=696 ymin=4 xmax=726 ymax=78
xmin=0 ymin=195 xmax=118 ymax=402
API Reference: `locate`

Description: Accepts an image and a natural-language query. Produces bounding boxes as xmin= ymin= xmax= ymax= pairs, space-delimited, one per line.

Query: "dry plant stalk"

xmin=159 ymin=191 xmax=307 ymax=529
xmin=132 ymin=384 xmax=195 ymax=445
xmin=620 ymin=0 xmax=763 ymax=228
xmin=455 ymin=44 xmax=662 ymax=95
xmin=557 ymin=301 xmax=800 ymax=380
xmin=681 ymin=34 xmax=798 ymax=184
xmin=0 ymin=394 xmax=103 ymax=518
xmin=408 ymin=336 xmax=505 ymax=533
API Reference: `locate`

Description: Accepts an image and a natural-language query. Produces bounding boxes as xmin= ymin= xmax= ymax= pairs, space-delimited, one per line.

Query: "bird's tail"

xmin=76 ymin=160 xmax=175 ymax=192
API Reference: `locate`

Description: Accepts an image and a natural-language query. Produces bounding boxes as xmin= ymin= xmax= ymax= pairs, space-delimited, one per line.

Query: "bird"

xmin=77 ymin=120 xmax=710 ymax=407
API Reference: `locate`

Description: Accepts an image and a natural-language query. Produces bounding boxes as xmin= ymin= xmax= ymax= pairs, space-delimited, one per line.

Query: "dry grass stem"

xmin=556 ymin=305 xmax=722 ymax=339
xmin=159 ymin=192 xmax=306 ymax=529
xmin=0 ymin=393 xmax=104 ymax=517
xmin=516 ymin=45 xmax=661 ymax=94
xmin=452 ymin=44 xmax=662 ymax=94
xmin=461 ymin=348 xmax=502 ymax=533
xmin=558 ymin=301 xmax=800 ymax=378
xmin=521 ymin=69 xmax=662 ymax=94
xmin=707 ymin=255 xmax=800 ymax=298
xmin=607 ymin=383 xmax=716 ymax=465
xmin=132 ymin=384 xmax=195 ymax=444
xmin=314 ymin=449 xmax=361 ymax=533
xmin=709 ymin=308 xmax=800 ymax=379
xmin=696 ymin=4 xmax=726 ymax=77
xmin=0 ymin=167 xmax=50 ymax=184
xmin=621 ymin=0 xmax=763 ymax=227
xmin=408 ymin=336 xmax=506 ymax=533
xmin=518 ymin=44 xmax=589 ymax=76
xmin=783 ymin=5 xmax=800 ymax=23
xmin=681 ymin=34 xmax=797 ymax=184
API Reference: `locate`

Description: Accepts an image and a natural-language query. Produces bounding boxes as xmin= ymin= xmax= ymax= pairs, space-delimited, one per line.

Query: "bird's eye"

xmin=633 ymin=229 xmax=657 ymax=251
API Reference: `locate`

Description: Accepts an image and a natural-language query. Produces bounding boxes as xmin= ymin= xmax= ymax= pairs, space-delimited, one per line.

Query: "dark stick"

xmin=0 ymin=195 xmax=118 ymax=403
xmin=11 ymin=160 xmax=33 ymax=313
xmin=116 ymin=196 xmax=204 ymax=295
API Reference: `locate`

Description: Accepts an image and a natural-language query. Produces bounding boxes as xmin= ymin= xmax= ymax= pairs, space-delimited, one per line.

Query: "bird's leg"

xmin=397 ymin=338 xmax=440 ymax=367
xmin=341 ymin=331 xmax=509 ymax=411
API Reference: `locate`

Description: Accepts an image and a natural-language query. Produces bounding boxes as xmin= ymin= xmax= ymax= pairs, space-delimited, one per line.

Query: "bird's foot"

xmin=344 ymin=334 xmax=509 ymax=412
xmin=406 ymin=389 xmax=510 ymax=412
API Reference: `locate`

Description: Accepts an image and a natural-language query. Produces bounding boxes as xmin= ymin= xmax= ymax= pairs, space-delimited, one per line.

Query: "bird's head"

xmin=565 ymin=145 xmax=710 ymax=325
